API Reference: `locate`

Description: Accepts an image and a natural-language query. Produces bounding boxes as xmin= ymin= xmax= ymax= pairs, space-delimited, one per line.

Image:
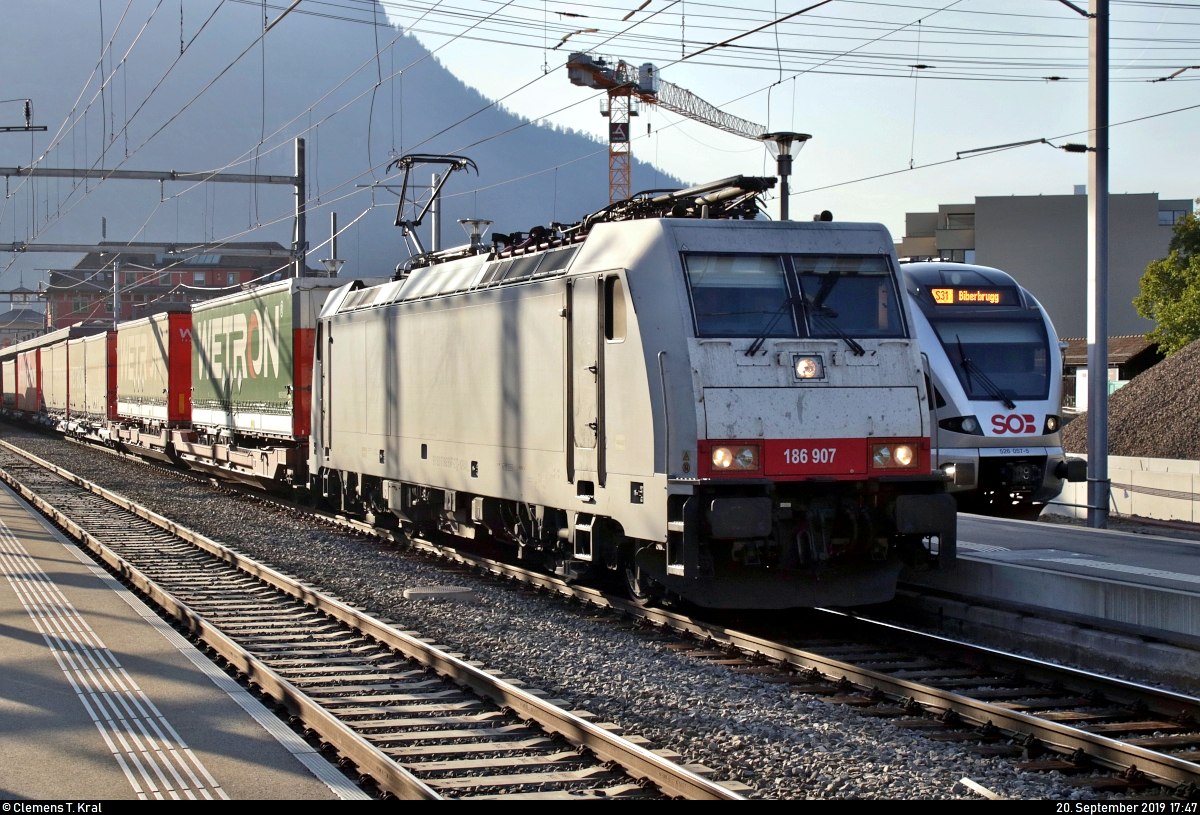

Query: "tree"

xmin=1134 ymin=206 xmax=1200 ymax=356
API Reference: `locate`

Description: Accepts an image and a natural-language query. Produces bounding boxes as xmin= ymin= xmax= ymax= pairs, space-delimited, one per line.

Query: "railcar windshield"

xmin=793 ymin=255 xmax=905 ymax=338
xmin=684 ymin=254 xmax=796 ymax=337
xmin=930 ymin=318 xmax=1051 ymax=401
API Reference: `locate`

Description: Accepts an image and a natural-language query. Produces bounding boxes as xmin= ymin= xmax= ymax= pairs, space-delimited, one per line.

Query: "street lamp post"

xmin=760 ymin=132 xmax=811 ymax=221
xmin=321 ymin=212 xmax=345 ymax=278
xmin=1087 ymin=0 xmax=1110 ymax=529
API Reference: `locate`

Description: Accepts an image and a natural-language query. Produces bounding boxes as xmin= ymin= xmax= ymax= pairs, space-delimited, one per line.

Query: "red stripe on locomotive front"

xmin=698 ymin=438 xmax=930 ymax=480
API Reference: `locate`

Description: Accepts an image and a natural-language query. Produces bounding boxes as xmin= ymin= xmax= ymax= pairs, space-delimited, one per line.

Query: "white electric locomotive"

xmin=903 ymin=263 xmax=1085 ymax=519
xmin=310 ymin=174 xmax=956 ymax=609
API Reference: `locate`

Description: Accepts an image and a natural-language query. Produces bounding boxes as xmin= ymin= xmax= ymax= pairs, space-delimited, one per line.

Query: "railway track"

xmin=0 ymin=440 xmax=744 ymax=801
xmin=9 ymin=433 xmax=1200 ymax=799
xmin=403 ymin=552 xmax=1200 ymax=797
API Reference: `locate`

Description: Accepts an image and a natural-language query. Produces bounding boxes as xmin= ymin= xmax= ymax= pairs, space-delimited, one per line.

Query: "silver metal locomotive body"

xmin=903 ymin=262 xmax=1083 ymax=519
xmin=312 ymin=215 xmax=955 ymax=609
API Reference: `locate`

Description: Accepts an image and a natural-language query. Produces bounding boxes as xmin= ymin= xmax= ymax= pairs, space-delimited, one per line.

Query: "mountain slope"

xmin=1 ymin=1 xmax=683 ymax=280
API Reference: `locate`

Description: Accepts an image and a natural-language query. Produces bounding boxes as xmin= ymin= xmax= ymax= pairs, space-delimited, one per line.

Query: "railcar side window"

xmin=683 ymin=254 xmax=795 ymax=338
xmin=793 ymin=255 xmax=905 ymax=338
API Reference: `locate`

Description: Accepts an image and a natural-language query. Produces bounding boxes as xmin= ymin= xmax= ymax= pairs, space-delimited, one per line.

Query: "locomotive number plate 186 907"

xmin=764 ymin=438 xmax=868 ymax=476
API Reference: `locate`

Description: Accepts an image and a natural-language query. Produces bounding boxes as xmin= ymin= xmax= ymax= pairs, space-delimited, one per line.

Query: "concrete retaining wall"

xmin=1045 ymin=454 xmax=1200 ymax=522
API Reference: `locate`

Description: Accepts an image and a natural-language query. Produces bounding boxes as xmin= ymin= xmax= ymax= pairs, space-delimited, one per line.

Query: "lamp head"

xmin=760 ymin=131 xmax=811 ymax=159
xmin=458 ymin=218 xmax=494 ymax=249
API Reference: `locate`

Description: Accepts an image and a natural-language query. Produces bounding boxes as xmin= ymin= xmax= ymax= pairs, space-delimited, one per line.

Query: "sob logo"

xmin=992 ymin=414 xmax=1038 ymax=434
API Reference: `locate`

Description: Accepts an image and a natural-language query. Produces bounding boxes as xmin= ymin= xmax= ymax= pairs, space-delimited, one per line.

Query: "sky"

xmin=0 ymin=0 xmax=1196 ymax=290
xmin=384 ymin=0 xmax=1200 ymax=225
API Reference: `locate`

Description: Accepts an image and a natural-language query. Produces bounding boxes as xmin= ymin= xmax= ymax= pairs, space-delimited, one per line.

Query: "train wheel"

xmin=623 ymin=562 xmax=663 ymax=607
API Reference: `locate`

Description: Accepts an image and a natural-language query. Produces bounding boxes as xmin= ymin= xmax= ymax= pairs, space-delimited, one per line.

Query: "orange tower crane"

xmin=567 ymin=53 xmax=768 ymax=203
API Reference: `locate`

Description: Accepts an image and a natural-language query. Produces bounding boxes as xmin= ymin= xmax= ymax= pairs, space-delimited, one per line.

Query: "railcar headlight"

xmin=893 ymin=445 xmax=914 ymax=467
xmin=794 ymin=355 xmax=823 ymax=380
xmin=1044 ymin=415 xmax=1060 ymax=433
xmin=872 ymin=445 xmax=892 ymax=468
xmin=711 ymin=444 xmax=760 ymax=471
xmin=938 ymin=416 xmax=983 ymax=436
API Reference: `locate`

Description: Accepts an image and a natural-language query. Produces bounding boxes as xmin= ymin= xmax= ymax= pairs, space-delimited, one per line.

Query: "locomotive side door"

xmin=570 ymin=275 xmax=604 ymax=484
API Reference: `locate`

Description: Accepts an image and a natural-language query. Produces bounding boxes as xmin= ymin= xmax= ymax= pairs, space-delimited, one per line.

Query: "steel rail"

xmin=52 ymin=434 xmax=1200 ymax=786
xmin=402 ymin=540 xmax=1200 ymax=789
xmin=0 ymin=438 xmax=743 ymax=802
xmin=0 ymin=461 xmax=439 ymax=799
xmin=26 ymin=434 xmax=1200 ymax=790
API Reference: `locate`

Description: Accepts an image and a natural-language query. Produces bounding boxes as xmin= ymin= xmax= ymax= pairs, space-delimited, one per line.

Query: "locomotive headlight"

xmin=712 ymin=446 xmax=734 ymax=469
xmin=711 ymin=444 xmax=760 ymax=471
xmin=734 ymin=446 xmax=760 ymax=470
xmin=871 ymin=443 xmax=920 ymax=469
xmin=794 ymin=355 xmax=823 ymax=380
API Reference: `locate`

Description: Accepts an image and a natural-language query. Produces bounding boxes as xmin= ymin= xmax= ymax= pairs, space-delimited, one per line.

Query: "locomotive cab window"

xmin=793 ymin=255 xmax=905 ymax=338
xmin=605 ymin=276 xmax=626 ymax=342
xmin=683 ymin=254 xmax=795 ymax=338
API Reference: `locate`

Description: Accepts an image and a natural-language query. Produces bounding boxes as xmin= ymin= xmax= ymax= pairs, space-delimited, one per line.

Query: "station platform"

xmin=901 ymin=513 xmax=1200 ymax=643
xmin=0 ymin=482 xmax=366 ymax=800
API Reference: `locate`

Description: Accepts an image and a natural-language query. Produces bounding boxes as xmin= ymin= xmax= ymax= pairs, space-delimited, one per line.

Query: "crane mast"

xmin=566 ymin=53 xmax=765 ymax=202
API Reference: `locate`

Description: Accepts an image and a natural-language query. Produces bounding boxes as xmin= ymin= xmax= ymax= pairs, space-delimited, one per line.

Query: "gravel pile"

xmin=0 ymin=429 xmax=1092 ymax=800
xmin=1064 ymin=337 xmax=1200 ymax=458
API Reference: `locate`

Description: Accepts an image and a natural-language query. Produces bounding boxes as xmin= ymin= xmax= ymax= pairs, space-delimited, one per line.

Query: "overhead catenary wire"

xmin=789 ymin=100 xmax=1200 ymax=198
xmin=11 ymin=0 xmax=534 ymax=259
xmin=53 ymin=0 xmax=686 ymax=265
xmin=10 ymin=0 xmax=1198 ymax=279
xmin=0 ymin=0 xmax=228 ymax=245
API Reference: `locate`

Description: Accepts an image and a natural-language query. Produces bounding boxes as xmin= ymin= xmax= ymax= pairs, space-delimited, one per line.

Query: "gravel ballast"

xmin=0 ymin=429 xmax=1094 ymax=800
xmin=1064 ymin=337 xmax=1200 ymax=458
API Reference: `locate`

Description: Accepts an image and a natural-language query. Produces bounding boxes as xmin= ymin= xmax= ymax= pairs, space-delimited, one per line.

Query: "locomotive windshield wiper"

xmin=955 ymin=334 xmax=1016 ymax=410
xmin=745 ymin=296 xmax=801 ymax=357
xmin=810 ymin=312 xmax=866 ymax=357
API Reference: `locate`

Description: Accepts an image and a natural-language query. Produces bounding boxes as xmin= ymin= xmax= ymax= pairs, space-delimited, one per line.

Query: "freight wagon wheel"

xmin=623 ymin=562 xmax=664 ymax=608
